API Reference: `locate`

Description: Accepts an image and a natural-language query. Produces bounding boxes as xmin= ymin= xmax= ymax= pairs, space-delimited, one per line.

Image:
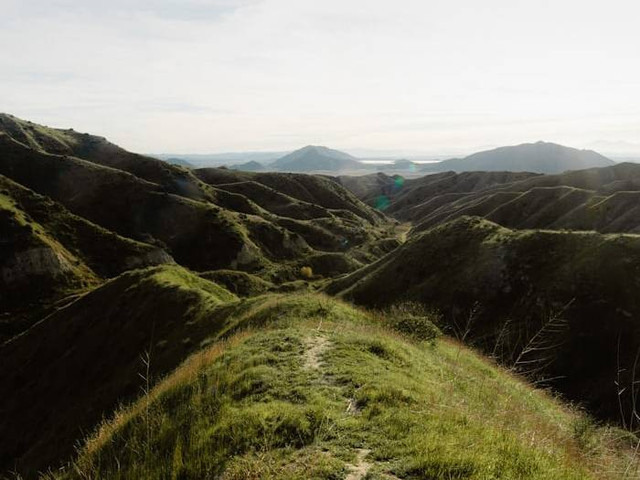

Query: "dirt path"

xmin=345 ymin=449 xmax=372 ymax=480
xmin=302 ymin=336 xmax=399 ymax=480
xmin=304 ymin=335 xmax=330 ymax=370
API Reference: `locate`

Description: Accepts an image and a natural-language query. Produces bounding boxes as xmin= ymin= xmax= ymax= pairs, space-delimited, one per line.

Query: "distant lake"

xmin=359 ymin=160 xmax=442 ymax=165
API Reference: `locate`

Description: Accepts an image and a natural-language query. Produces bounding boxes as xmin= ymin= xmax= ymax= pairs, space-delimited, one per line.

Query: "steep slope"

xmin=410 ymin=163 xmax=640 ymax=234
xmin=271 ymin=145 xmax=362 ymax=172
xmin=0 ymin=186 xmax=97 ymax=316
xmin=194 ymin=168 xmax=392 ymax=259
xmin=51 ymin=296 xmax=636 ymax=480
xmin=0 ymin=121 xmax=394 ymax=273
xmin=337 ymin=170 xmax=537 ymax=220
xmin=196 ymin=168 xmax=385 ymax=225
xmin=425 ymin=141 xmax=614 ymax=174
xmin=328 ymin=216 xmax=640 ymax=425
xmin=0 ymin=174 xmax=172 ymax=278
xmin=0 ymin=175 xmax=172 ymax=340
xmin=0 ymin=265 xmax=238 ymax=477
xmin=0 ymin=113 xmax=210 ymax=200
xmin=339 ymin=164 xmax=640 ymax=235
xmin=0 ymin=133 xmax=282 ymax=271
xmin=499 ymin=161 xmax=640 ymax=192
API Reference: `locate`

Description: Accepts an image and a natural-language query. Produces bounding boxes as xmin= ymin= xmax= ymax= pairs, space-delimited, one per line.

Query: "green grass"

xmin=0 ymin=184 xmax=99 ymax=296
xmin=199 ymin=270 xmax=274 ymax=297
xmin=0 ymin=174 xmax=171 ymax=277
xmin=50 ymin=294 xmax=639 ymax=480
xmin=328 ymin=215 xmax=640 ymax=425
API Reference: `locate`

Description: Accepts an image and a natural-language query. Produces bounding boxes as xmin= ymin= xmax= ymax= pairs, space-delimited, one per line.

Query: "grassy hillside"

xmin=0 ymin=174 xmax=173 ymax=339
xmin=198 ymin=269 xmax=274 ymax=297
xmin=0 ymin=174 xmax=172 ymax=277
xmin=0 ymin=133 xmax=284 ymax=271
xmin=196 ymin=168 xmax=385 ymax=225
xmin=0 ymin=113 xmax=213 ymax=201
xmin=0 ymin=265 xmax=238 ymax=477
xmin=328 ymin=216 xmax=640 ymax=425
xmin=6 ymin=113 xmax=640 ymax=480
xmin=340 ymin=164 xmax=640 ymax=235
xmin=0 ymin=124 xmax=394 ymax=274
xmin=48 ymin=295 xmax=638 ymax=480
xmin=0 ymin=182 xmax=97 ymax=311
xmin=337 ymin=170 xmax=538 ymax=221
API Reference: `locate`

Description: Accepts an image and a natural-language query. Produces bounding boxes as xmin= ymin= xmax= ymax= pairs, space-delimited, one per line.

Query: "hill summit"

xmin=425 ymin=141 xmax=614 ymax=174
xmin=271 ymin=145 xmax=361 ymax=172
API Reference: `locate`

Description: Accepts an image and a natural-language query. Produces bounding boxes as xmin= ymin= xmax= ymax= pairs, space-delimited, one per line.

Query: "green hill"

xmin=328 ymin=216 xmax=640 ymax=425
xmin=0 ymin=265 xmax=237 ymax=476
xmin=0 ymin=113 xmax=210 ymax=200
xmin=339 ymin=164 xmax=640 ymax=235
xmin=337 ymin=170 xmax=538 ymax=220
xmin=0 ymin=131 xmax=274 ymax=272
xmin=0 ymin=119 xmax=393 ymax=275
xmin=0 ymin=135 xmax=385 ymax=275
xmin=196 ymin=168 xmax=385 ymax=225
xmin=4 ymin=115 xmax=640 ymax=480
xmin=0 ymin=174 xmax=172 ymax=340
xmin=198 ymin=269 xmax=274 ymax=297
xmin=47 ymin=292 xmax=637 ymax=480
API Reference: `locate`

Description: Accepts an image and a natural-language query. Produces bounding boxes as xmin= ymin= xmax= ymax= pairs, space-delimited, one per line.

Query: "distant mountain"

xmin=423 ymin=141 xmax=614 ymax=174
xmin=164 ymin=157 xmax=194 ymax=168
xmin=393 ymin=159 xmax=417 ymax=170
xmin=151 ymin=151 xmax=288 ymax=167
xmin=271 ymin=145 xmax=362 ymax=172
xmin=229 ymin=160 xmax=265 ymax=171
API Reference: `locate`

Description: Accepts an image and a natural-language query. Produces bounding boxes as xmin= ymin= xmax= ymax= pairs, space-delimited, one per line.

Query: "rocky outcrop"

xmin=1 ymin=246 xmax=74 ymax=285
xmin=124 ymin=248 xmax=174 ymax=269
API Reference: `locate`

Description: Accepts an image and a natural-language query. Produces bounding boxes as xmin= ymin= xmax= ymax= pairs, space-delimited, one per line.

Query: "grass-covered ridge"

xmin=0 ymin=173 xmax=173 ymax=340
xmin=0 ymin=118 xmax=396 ymax=276
xmin=51 ymin=295 xmax=638 ymax=480
xmin=338 ymin=163 xmax=640 ymax=234
xmin=328 ymin=216 xmax=640 ymax=425
xmin=0 ymin=265 xmax=239 ymax=476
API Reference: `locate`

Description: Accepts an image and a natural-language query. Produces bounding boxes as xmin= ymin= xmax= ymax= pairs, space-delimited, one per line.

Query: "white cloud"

xmin=1 ymin=0 xmax=640 ymax=153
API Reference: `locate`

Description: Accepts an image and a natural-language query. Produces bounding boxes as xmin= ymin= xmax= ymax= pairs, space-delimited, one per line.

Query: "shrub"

xmin=385 ymin=302 xmax=442 ymax=343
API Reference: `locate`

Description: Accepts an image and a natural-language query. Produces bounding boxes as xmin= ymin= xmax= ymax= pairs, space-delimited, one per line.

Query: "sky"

xmin=2 ymin=0 xmax=640 ymax=156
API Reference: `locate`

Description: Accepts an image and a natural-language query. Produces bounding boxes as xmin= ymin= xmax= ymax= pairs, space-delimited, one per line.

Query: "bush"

xmin=385 ymin=302 xmax=442 ymax=343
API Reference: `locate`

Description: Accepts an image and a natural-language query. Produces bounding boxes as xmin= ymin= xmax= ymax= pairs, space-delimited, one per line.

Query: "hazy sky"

xmin=2 ymin=0 xmax=640 ymax=155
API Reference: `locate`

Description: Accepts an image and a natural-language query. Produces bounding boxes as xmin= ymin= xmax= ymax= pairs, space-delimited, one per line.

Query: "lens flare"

xmin=376 ymin=195 xmax=390 ymax=210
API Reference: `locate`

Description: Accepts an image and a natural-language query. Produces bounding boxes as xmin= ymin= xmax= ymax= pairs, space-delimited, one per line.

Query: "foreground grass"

xmin=50 ymin=295 xmax=639 ymax=480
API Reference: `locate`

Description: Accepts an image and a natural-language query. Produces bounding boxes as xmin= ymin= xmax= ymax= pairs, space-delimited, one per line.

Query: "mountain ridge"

xmin=424 ymin=141 xmax=614 ymax=174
